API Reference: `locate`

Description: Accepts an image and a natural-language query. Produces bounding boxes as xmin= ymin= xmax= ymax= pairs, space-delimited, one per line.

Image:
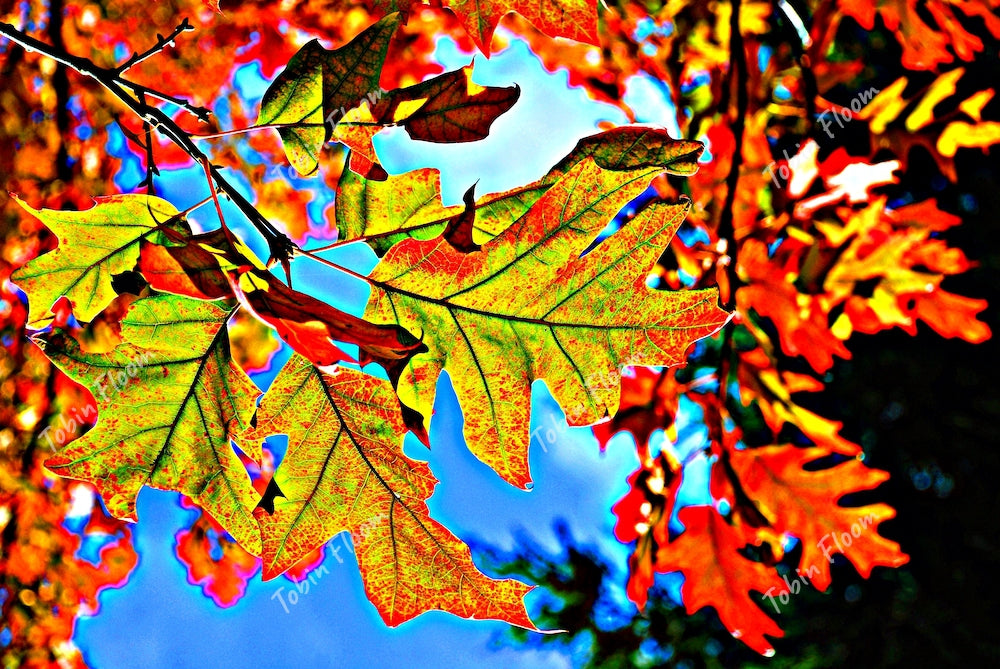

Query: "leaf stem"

xmin=191 ymin=121 xmax=382 ymax=141
xmin=295 ymin=247 xmax=374 ymax=285
xmin=191 ymin=122 xmax=326 ymax=140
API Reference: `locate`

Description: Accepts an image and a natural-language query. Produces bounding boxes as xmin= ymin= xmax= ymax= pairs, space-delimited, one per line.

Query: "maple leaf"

xmin=40 ymin=295 xmax=263 ymax=553
xmin=370 ymin=0 xmax=598 ymax=55
xmin=726 ymin=444 xmax=909 ymax=591
xmin=656 ymin=505 xmax=784 ymax=655
xmin=363 ymin=146 xmax=729 ymax=488
xmin=258 ymin=14 xmax=400 ymax=175
xmin=337 ymin=126 xmax=705 ymax=256
xmin=10 ymin=194 xmax=178 ymax=327
xmin=241 ymin=354 xmax=537 ymax=627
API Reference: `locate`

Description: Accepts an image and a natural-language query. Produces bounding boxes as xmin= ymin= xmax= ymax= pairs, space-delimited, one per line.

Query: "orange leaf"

xmin=727 ymin=444 xmax=909 ymax=591
xmin=656 ymin=505 xmax=784 ymax=655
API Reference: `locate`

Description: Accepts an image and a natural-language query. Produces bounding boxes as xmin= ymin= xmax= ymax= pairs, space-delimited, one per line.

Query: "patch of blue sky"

xmin=621 ymin=72 xmax=682 ymax=138
xmin=758 ymin=44 xmax=772 ymax=73
xmin=657 ymin=570 xmax=686 ymax=606
xmin=680 ymin=71 xmax=710 ymax=95
xmin=106 ymin=123 xmax=145 ymax=192
xmin=676 ymin=221 xmax=711 ymax=247
xmin=232 ymin=60 xmax=270 ymax=107
xmin=376 ymin=34 xmax=630 ymax=205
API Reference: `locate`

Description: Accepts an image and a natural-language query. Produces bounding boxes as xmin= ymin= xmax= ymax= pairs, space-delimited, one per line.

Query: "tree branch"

xmin=0 ymin=21 xmax=297 ymax=272
xmin=716 ymin=0 xmax=748 ymax=311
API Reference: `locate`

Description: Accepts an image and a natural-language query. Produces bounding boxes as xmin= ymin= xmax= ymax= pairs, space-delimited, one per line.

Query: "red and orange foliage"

xmin=0 ymin=0 xmax=995 ymax=664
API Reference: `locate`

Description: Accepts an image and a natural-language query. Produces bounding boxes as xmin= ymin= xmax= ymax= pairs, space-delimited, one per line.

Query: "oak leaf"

xmin=40 ymin=295 xmax=263 ymax=553
xmin=656 ymin=505 xmax=784 ymax=655
xmin=241 ymin=354 xmax=537 ymax=628
xmin=258 ymin=14 xmax=400 ymax=175
xmin=364 ymin=148 xmax=729 ymax=488
xmin=726 ymin=444 xmax=910 ymax=591
xmin=10 ymin=194 xmax=178 ymax=327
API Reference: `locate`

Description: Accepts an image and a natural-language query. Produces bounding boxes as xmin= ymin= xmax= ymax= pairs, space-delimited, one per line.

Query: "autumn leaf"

xmin=592 ymin=367 xmax=681 ymax=455
xmin=613 ymin=458 xmax=680 ymax=611
xmin=726 ymin=444 xmax=910 ymax=591
xmin=241 ymin=354 xmax=537 ymax=628
xmin=378 ymin=64 xmax=518 ymax=142
xmin=369 ymin=0 xmax=598 ymax=55
xmin=10 ymin=194 xmax=178 ymax=327
xmin=656 ymin=505 xmax=784 ymax=656
xmin=838 ymin=0 xmax=1000 ymax=70
xmin=332 ymin=64 xmax=520 ymax=174
xmin=336 ymin=165 xmax=464 ymax=256
xmin=257 ymin=14 xmax=400 ymax=175
xmin=738 ymin=239 xmax=851 ymax=374
xmin=337 ymin=126 xmax=705 ymax=256
xmin=937 ymin=120 xmax=1000 ymax=156
xmin=138 ymin=227 xmax=427 ymax=368
xmin=40 ymin=295 xmax=263 ymax=553
xmin=175 ymin=505 xmax=260 ymax=607
xmin=736 ymin=347 xmax=862 ymax=457
xmin=822 ymin=198 xmax=991 ymax=343
xmin=364 ymin=151 xmax=730 ymax=488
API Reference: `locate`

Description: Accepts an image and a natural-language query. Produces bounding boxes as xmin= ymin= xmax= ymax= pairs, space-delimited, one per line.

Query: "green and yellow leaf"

xmin=242 ymin=354 xmax=536 ymax=628
xmin=257 ymin=14 xmax=400 ymax=175
xmin=363 ymin=149 xmax=730 ymax=488
xmin=41 ymin=295 xmax=262 ymax=553
xmin=11 ymin=194 xmax=177 ymax=327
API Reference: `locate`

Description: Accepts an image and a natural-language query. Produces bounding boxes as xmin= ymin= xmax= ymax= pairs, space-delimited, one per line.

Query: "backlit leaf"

xmin=41 ymin=295 xmax=262 ymax=553
xmin=11 ymin=194 xmax=177 ymax=327
xmin=241 ymin=354 xmax=537 ymax=627
xmin=656 ymin=505 xmax=785 ymax=656
xmin=364 ymin=152 xmax=729 ymax=488
xmin=257 ymin=14 xmax=400 ymax=175
xmin=727 ymin=444 xmax=910 ymax=591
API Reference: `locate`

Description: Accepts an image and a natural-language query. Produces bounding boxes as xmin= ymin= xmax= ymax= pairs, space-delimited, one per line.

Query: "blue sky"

xmin=74 ymin=31 xmax=681 ymax=668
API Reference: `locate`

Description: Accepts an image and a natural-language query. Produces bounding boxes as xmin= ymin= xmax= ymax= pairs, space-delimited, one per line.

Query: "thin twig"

xmin=120 ymin=79 xmax=211 ymax=122
xmin=115 ymin=18 xmax=192 ymax=74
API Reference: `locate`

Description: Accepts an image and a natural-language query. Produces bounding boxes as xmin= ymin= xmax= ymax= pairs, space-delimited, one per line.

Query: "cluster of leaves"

xmin=537 ymin=0 xmax=995 ymax=656
xmin=0 ymin=0 xmax=993 ymax=665
xmin=3 ymin=0 xmax=730 ymax=642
